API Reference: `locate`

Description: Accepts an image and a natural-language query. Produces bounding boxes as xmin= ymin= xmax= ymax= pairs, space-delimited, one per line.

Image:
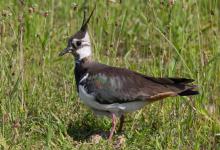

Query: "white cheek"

xmin=76 ymin=46 xmax=91 ymax=59
xmin=74 ymin=32 xmax=92 ymax=59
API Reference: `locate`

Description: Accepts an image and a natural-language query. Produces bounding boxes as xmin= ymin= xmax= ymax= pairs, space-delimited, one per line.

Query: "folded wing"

xmin=85 ymin=65 xmax=198 ymax=104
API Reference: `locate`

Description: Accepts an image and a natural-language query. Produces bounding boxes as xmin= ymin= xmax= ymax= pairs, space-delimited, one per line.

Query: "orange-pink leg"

xmin=108 ymin=113 xmax=116 ymax=140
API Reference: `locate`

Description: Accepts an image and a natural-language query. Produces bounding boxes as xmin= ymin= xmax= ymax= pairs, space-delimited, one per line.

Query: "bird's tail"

xmin=178 ymin=85 xmax=199 ymax=96
xmin=167 ymin=78 xmax=199 ymax=96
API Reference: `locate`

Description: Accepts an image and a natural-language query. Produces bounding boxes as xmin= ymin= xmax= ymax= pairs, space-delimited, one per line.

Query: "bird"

xmin=59 ymin=7 xmax=199 ymax=140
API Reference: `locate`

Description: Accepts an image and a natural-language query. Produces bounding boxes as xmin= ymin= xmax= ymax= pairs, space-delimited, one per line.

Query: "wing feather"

xmin=83 ymin=64 xmax=197 ymax=104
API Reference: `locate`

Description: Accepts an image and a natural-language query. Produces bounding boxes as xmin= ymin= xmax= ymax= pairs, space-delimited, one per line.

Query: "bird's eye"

xmin=76 ymin=41 xmax=81 ymax=47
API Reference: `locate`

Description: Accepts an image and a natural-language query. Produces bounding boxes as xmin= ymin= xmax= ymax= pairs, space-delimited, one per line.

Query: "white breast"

xmin=78 ymin=85 xmax=149 ymax=117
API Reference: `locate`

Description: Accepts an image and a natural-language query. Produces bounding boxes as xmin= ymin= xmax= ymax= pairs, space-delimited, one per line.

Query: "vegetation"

xmin=0 ymin=0 xmax=219 ymax=149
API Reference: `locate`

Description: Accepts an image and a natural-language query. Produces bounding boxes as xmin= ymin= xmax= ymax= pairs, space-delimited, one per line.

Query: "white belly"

xmin=78 ymin=85 xmax=149 ymax=117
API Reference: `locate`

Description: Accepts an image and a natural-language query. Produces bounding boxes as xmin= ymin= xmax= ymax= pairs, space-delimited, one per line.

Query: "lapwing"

xmin=59 ymin=7 xmax=199 ymax=140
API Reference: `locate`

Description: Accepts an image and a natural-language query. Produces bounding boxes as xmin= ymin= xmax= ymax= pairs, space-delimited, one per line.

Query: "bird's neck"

xmin=74 ymin=56 xmax=93 ymax=91
xmin=75 ymin=55 xmax=93 ymax=65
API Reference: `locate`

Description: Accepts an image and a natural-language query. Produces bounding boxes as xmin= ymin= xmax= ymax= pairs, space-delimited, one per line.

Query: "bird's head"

xmin=59 ymin=7 xmax=95 ymax=61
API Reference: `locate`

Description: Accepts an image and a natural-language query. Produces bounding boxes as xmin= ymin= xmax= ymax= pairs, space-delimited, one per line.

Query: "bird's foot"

xmin=113 ymin=134 xmax=126 ymax=149
xmin=89 ymin=134 xmax=103 ymax=143
xmin=89 ymin=131 xmax=108 ymax=143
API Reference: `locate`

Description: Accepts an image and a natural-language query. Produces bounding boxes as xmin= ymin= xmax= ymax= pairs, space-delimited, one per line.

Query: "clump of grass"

xmin=0 ymin=0 xmax=219 ymax=149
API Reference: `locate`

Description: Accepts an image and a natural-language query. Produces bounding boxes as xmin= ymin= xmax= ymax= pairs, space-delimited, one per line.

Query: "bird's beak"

xmin=59 ymin=47 xmax=73 ymax=56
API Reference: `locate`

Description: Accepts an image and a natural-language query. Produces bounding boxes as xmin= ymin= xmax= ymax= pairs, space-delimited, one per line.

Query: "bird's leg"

xmin=118 ymin=114 xmax=125 ymax=132
xmin=108 ymin=113 xmax=116 ymax=140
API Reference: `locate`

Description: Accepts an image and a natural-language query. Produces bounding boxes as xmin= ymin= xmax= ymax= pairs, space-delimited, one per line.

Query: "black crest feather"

xmin=80 ymin=5 xmax=96 ymax=31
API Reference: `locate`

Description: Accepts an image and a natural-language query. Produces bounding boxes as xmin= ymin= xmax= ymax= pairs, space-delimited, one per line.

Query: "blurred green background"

xmin=0 ymin=0 xmax=219 ymax=149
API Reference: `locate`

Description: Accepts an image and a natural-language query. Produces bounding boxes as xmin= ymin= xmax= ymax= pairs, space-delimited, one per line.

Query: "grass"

xmin=0 ymin=0 xmax=220 ymax=149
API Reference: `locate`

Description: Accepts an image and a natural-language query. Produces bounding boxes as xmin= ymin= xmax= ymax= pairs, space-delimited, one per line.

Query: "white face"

xmin=72 ymin=32 xmax=92 ymax=60
xmin=59 ymin=7 xmax=95 ymax=58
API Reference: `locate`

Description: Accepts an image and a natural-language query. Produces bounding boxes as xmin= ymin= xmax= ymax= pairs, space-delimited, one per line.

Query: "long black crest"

xmin=80 ymin=5 xmax=96 ymax=31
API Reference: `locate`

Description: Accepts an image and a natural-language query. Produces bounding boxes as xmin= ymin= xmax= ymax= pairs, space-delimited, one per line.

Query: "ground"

xmin=0 ymin=0 xmax=220 ymax=149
